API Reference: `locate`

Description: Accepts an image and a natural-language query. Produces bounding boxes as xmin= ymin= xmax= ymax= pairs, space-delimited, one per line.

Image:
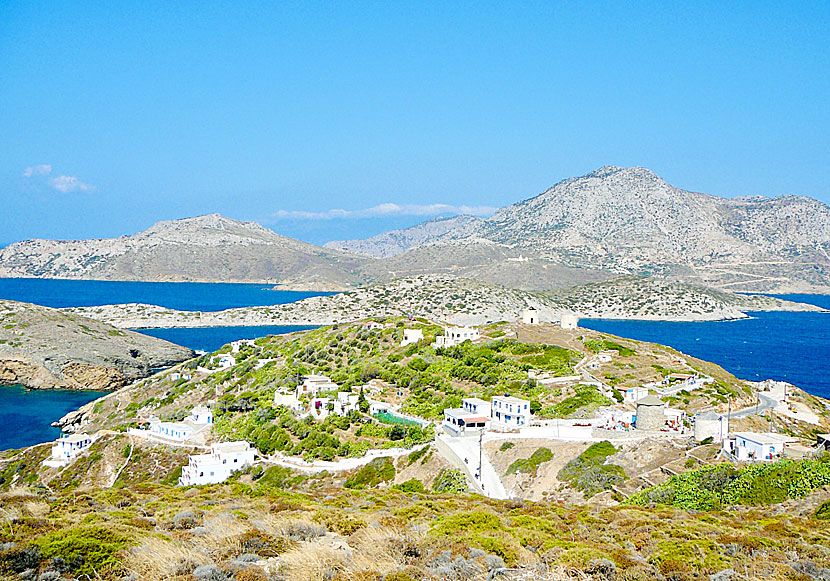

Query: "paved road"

xmin=728 ymin=393 xmax=777 ymax=419
xmin=436 ymin=434 xmax=509 ymax=499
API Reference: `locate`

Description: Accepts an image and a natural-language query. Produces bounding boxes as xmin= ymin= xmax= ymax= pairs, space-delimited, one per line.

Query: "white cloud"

xmin=22 ymin=164 xmax=52 ymax=177
xmin=271 ymin=203 xmax=496 ymax=220
xmin=22 ymin=164 xmax=95 ymax=193
xmin=48 ymin=175 xmax=96 ymax=193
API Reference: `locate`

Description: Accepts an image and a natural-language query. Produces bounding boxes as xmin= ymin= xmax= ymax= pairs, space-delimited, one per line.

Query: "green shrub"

xmin=394 ymin=478 xmax=426 ymax=493
xmin=35 ymin=526 xmax=132 ymax=578
xmin=432 ymin=468 xmax=468 ymax=493
xmin=558 ymin=441 xmax=625 ymax=497
xmin=816 ymin=501 xmax=830 ymax=520
xmin=499 ymin=441 xmax=515 ymax=452
xmin=507 ymin=447 xmax=553 ymax=475
xmin=344 ymin=457 xmax=396 ymax=489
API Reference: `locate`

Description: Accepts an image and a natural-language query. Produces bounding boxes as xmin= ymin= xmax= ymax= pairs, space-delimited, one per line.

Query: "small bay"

xmin=136 ymin=325 xmax=318 ymax=353
xmin=0 ymin=384 xmax=106 ymax=450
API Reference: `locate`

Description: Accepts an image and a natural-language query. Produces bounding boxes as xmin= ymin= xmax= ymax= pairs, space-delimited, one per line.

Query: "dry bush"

xmin=279 ymin=545 xmax=347 ymax=581
xmin=344 ymin=526 xmax=426 ymax=575
xmin=124 ymin=535 xmax=211 ymax=581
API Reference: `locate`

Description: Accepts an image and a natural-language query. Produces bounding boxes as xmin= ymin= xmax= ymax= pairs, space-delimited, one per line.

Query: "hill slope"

xmin=0 ymin=214 xmax=371 ymax=288
xmin=0 ymin=300 xmax=193 ymax=389
xmin=343 ymin=166 xmax=830 ymax=292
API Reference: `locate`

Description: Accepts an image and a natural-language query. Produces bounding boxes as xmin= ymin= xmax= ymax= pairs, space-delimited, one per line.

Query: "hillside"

xmin=3 ymin=168 xmax=829 ymax=293
xmin=345 ymin=166 xmax=830 ymax=292
xmin=0 ymin=300 xmax=193 ymax=390
xmin=60 ymin=275 xmax=824 ymax=329
xmin=0 ymin=214 xmax=370 ymax=288
xmin=324 ymin=214 xmax=485 ymax=257
xmin=2 ymin=320 xmax=829 ymax=580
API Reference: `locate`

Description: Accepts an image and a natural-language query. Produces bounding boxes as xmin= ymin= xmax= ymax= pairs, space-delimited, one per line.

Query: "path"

xmin=260 ymin=444 xmax=428 ymax=474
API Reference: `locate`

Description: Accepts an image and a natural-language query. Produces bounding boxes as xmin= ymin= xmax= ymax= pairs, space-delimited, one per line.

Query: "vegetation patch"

xmin=540 ymin=385 xmax=612 ymax=418
xmin=506 ymin=447 xmax=553 ymax=475
xmin=344 ymin=457 xmax=396 ymax=489
xmin=432 ymin=468 xmax=468 ymax=493
xmin=558 ymin=441 xmax=625 ymax=497
xmin=628 ymin=456 xmax=830 ymax=510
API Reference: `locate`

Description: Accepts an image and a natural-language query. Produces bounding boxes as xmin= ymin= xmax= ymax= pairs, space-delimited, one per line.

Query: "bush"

xmin=34 ymin=526 xmax=132 ymax=578
xmin=506 ymin=447 xmax=553 ymax=475
xmin=394 ymin=478 xmax=426 ymax=493
xmin=499 ymin=442 xmax=515 ymax=452
xmin=432 ymin=468 xmax=468 ymax=493
xmin=558 ymin=442 xmax=625 ymax=497
xmin=344 ymin=457 xmax=396 ymax=489
xmin=816 ymin=501 xmax=830 ymax=520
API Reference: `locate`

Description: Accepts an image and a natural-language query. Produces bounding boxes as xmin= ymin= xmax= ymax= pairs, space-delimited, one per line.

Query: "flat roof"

xmin=463 ymin=397 xmax=490 ymax=405
xmin=60 ymin=434 xmax=91 ymax=443
xmin=493 ymin=395 xmax=529 ymax=404
xmin=732 ymin=432 xmax=797 ymax=444
xmin=214 ymin=441 xmax=250 ymax=453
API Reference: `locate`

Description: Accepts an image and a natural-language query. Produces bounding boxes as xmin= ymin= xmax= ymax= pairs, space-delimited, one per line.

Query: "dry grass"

xmin=279 ymin=544 xmax=348 ymax=581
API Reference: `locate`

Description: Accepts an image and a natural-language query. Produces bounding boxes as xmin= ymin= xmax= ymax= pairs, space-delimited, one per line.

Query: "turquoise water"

xmin=0 ymin=384 xmax=106 ymax=450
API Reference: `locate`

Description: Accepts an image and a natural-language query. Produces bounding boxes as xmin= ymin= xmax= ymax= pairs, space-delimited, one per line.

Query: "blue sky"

xmin=1 ymin=2 xmax=828 ymax=246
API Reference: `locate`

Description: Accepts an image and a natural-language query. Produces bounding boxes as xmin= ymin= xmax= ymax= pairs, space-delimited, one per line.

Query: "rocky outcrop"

xmin=0 ymin=213 xmax=370 ymax=288
xmin=60 ymin=274 xmax=825 ymax=329
xmin=0 ymin=300 xmax=193 ymax=390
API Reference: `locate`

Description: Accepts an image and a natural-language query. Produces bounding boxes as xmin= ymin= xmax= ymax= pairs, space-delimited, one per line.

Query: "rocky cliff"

xmin=0 ymin=300 xmax=193 ymax=390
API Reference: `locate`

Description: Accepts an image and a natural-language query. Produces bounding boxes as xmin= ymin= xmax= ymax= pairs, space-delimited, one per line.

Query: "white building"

xmin=295 ymin=374 xmax=339 ymax=398
xmin=369 ymin=401 xmax=393 ymax=415
xmin=231 ymin=339 xmax=257 ymax=353
xmin=362 ymin=321 xmax=384 ymax=331
xmin=433 ymin=326 xmax=480 ymax=348
xmin=43 ymin=434 xmax=94 ymax=467
xmin=521 ymin=307 xmax=539 ymax=325
xmin=694 ymin=411 xmax=729 ymax=442
xmin=622 ymin=387 xmax=650 ymax=403
xmin=560 ymin=313 xmax=579 ymax=330
xmin=600 ymin=410 xmax=636 ymax=431
xmin=132 ymin=405 xmax=214 ymax=443
xmin=274 ymin=392 xmax=305 ymax=413
xmin=491 ymin=395 xmax=531 ymax=430
xmin=401 ymin=329 xmax=424 ymax=346
xmin=723 ymin=432 xmax=797 ymax=462
xmin=307 ymin=391 xmax=360 ymax=420
xmin=442 ymin=408 xmax=490 ymax=436
xmin=597 ymin=351 xmax=615 ymax=363
xmin=462 ymin=397 xmax=491 ymax=418
xmin=178 ymin=441 xmax=256 ymax=486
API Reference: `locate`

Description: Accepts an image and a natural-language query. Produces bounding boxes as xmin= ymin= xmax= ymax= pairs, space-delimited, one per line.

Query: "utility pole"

xmin=478 ymin=429 xmax=483 ymax=485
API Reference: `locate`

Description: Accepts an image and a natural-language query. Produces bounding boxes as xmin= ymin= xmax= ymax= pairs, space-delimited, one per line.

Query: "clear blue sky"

xmin=1 ymin=1 xmax=828 ymax=246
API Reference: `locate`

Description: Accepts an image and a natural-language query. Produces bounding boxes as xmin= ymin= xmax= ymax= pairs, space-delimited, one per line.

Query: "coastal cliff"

xmin=0 ymin=300 xmax=193 ymax=390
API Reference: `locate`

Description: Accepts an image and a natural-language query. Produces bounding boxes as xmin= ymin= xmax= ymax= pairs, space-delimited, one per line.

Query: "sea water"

xmin=580 ymin=294 xmax=830 ymax=399
xmin=0 ymin=385 xmax=106 ymax=450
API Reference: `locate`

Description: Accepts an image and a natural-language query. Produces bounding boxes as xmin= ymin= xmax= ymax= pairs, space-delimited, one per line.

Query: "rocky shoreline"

xmin=59 ymin=275 xmax=826 ymax=329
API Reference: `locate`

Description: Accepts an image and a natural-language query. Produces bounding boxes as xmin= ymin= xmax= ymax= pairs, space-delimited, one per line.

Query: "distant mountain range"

xmin=2 ymin=166 xmax=829 ymax=292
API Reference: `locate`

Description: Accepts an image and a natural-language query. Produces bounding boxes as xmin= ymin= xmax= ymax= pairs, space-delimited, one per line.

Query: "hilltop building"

xmin=129 ymin=405 xmax=213 ymax=444
xmin=694 ymin=411 xmax=729 ymax=442
xmin=295 ymin=374 xmax=338 ymax=398
xmin=401 ymin=329 xmax=424 ymax=346
xmin=521 ymin=307 xmax=539 ymax=325
xmin=560 ymin=313 xmax=579 ymax=330
xmin=635 ymin=395 xmax=665 ymax=430
xmin=722 ymin=432 xmax=797 ymax=462
xmin=491 ymin=395 xmax=531 ymax=430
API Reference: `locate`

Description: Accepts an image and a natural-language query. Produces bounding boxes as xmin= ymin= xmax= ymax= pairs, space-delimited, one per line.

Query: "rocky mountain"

xmin=2 ymin=168 xmax=829 ymax=292
xmin=0 ymin=300 xmax=193 ymax=389
xmin=0 ymin=214 xmax=369 ymax=288
xmin=340 ymin=166 xmax=830 ymax=292
xmin=324 ymin=214 xmax=485 ymax=257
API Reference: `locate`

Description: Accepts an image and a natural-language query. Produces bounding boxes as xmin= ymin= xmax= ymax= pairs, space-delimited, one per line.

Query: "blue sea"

xmin=580 ymin=294 xmax=830 ymax=400
xmin=0 ymin=385 xmax=107 ymax=450
xmin=0 ymin=278 xmax=328 ymax=449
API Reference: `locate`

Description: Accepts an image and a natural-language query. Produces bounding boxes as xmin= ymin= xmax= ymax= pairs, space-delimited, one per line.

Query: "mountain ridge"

xmin=2 ymin=167 xmax=829 ymax=292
